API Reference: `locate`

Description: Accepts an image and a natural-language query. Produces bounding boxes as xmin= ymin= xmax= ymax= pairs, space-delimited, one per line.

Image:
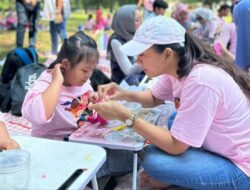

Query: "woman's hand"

xmin=220 ymin=43 xmax=235 ymax=63
xmin=88 ymin=101 xmax=131 ymax=122
xmin=97 ymin=82 xmax=125 ymax=101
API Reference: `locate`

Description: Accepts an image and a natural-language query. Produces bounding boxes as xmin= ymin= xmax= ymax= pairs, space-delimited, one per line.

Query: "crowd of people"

xmin=1 ymin=0 xmax=250 ymax=189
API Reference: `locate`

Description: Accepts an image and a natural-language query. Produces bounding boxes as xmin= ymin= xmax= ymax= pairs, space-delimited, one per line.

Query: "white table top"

xmin=13 ymin=136 xmax=106 ymax=190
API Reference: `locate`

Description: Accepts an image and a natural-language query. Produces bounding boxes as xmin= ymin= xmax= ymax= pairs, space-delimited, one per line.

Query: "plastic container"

xmin=122 ymin=101 xmax=142 ymax=114
xmin=0 ymin=149 xmax=30 ymax=190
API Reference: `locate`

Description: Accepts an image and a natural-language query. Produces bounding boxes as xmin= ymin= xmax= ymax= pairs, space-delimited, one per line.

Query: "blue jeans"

xmin=142 ymin=145 xmax=250 ymax=190
xmin=50 ymin=20 xmax=67 ymax=55
xmin=16 ymin=1 xmax=40 ymax=47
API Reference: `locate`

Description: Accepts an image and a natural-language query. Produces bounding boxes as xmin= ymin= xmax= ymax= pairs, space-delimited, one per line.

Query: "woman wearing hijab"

xmin=107 ymin=5 xmax=144 ymax=85
xmin=192 ymin=8 xmax=219 ymax=44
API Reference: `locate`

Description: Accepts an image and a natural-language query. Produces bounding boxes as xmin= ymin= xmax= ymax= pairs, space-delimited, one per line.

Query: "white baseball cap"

xmin=120 ymin=16 xmax=186 ymax=56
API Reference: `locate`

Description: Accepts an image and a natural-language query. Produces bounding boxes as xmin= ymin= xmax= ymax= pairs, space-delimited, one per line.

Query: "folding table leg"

xmin=92 ymin=175 xmax=98 ymax=190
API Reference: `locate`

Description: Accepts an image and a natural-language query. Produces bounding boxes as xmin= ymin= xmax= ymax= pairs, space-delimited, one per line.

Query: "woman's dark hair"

xmin=152 ymin=32 xmax=250 ymax=100
xmin=49 ymin=31 xmax=99 ymax=69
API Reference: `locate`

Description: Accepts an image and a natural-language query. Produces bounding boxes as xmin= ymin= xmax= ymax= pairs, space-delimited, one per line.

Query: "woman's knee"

xmin=142 ymin=145 xmax=175 ymax=176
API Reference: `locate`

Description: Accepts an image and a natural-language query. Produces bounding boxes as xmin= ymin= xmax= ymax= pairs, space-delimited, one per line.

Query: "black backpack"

xmin=90 ymin=68 xmax=111 ymax=91
xmin=1 ymin=47 xmax=38 ymax=84
xmin=10 ymin=64 xmax=47 ymax=115
xmin=0 ymin=64 xmax=46 ymax=115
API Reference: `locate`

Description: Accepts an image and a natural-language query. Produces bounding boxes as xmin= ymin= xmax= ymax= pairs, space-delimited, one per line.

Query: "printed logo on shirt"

xmin=174 ymin=97 xmax=180 ymax=109
xmin=61 ymin=91 xmax=107 ymax=128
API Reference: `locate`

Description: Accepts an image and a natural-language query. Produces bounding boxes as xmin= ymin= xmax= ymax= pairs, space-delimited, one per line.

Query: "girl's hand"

xmin=0 ymin=138 xmax=20 ymax=150
xmin=97 ymin=82 xmax=125 ymax=101
xmin=88 ymin=101 xmax=131 ymax=122
xmin=50 ymin=64 xmax=64 ymax=85
xmin=88 ymin=92 xmax=100 ymax=103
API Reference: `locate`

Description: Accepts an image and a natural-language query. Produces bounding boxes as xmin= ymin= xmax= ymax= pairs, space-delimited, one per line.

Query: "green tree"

xmin=0 ymin=0 xmax=15 ymax=10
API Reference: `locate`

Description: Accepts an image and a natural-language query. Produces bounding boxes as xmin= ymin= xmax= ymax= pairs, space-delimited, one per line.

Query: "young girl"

xmin=22 ymin=31 xmax=134 ymax=181
xmin=0 ymin=115 xmax=19 ymax=150
xmin=89 ymin=16 xmax=250 ymax=189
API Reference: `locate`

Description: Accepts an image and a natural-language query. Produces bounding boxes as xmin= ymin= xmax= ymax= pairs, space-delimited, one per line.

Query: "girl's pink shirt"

xmin=152 ymin=64 xmax=250 ymax=177
xmin=22 ymin=71 xmax=93 ymax=140
xmin=0 ymin=115 xmax=4 ymax=122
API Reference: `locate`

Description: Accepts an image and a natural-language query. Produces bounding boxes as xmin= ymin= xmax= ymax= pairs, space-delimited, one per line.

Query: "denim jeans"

xmin=49 ymin=20 xmax=67 ymax=55
xmin=142 ymin=145 xmax=250 ymax=190
xmin=16 ymin=1 xmax=40 ymax=47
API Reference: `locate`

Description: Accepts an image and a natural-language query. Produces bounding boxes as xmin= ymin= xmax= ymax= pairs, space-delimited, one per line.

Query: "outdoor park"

xmin=1 ymin=0 xmax=250 ymax=190
xmin=0 ymin=0 xmax=226 ymax=63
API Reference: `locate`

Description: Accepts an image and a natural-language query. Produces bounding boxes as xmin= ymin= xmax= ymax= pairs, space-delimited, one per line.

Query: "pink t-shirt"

xmin=152 ymin=64 xmax=250 ymax=177
xmin=22 ymin=71 xmax=93 ymax=140
xmin=0 ymin=115 xmax=4 ymax=122
xmin=217 ymin=23 xmax=237 ymax=55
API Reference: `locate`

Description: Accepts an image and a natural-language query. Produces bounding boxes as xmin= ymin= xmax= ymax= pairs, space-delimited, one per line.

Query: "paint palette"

xmin=104 ymin=129 xmax=145 ymax=142
xmin=104 ymin=132 xmax=124 ymax=142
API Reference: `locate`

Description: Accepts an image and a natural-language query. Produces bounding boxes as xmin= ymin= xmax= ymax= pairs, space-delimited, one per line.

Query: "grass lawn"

xmin=0 ymin=11 xmax=89 ymax=63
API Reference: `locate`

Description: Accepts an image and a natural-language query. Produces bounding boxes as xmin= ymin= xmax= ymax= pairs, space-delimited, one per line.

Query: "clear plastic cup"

xmin=0 ymin=149 xmax=30 ymax=190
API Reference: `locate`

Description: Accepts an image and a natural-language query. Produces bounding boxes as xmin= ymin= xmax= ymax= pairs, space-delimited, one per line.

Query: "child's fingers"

xmin=88 ymin=102 xmax=96 ymax=110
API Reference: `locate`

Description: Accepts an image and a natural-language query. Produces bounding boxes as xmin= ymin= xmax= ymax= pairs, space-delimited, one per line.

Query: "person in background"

xmin=233 ymin=0 xmax=250 ymax=75
xmin=84 ymin=14 xmax=95 ymax=31
xmin=5 ymin=8 xmax=17 ymax=30
xmin=172 ymin=3 xmax=197 ymax=32
xmin=192 ymin=8 xmax=219 ymax=45
xmin=151 ymin=0 xmax=168 ymax=17
xmin=107 ymin=5 xmax=144 ymax=85
xmin=217 ymin=4 xmax=231 ymax=27
xmin=214 ymin=22 xmax=237 ymax=63
xmin=0 ymin=115 xmax=20 ymax=150
xmin=16 ymin=0 xmax=40 ymax=48
xmin=214 ymin=5 xmax=236 ymax=62
xmin=95 ymin=9 xmax=108 ymax=31
xmin=22 ymin=32 xmax=134 ymax=187
xmin=89 ymin=16 xmax=250 ymax=189
xmin=106 ymin=13 xmax=113 ymax=30
xmin=137 ymin=0 xmax=155 ymax=20
xmin=43 ymin=0 xmax=71 ymax=55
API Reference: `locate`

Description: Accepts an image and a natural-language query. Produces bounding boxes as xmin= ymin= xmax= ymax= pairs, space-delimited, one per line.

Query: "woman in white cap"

xmin=88 ymin=16 xmax=250 ymax=189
